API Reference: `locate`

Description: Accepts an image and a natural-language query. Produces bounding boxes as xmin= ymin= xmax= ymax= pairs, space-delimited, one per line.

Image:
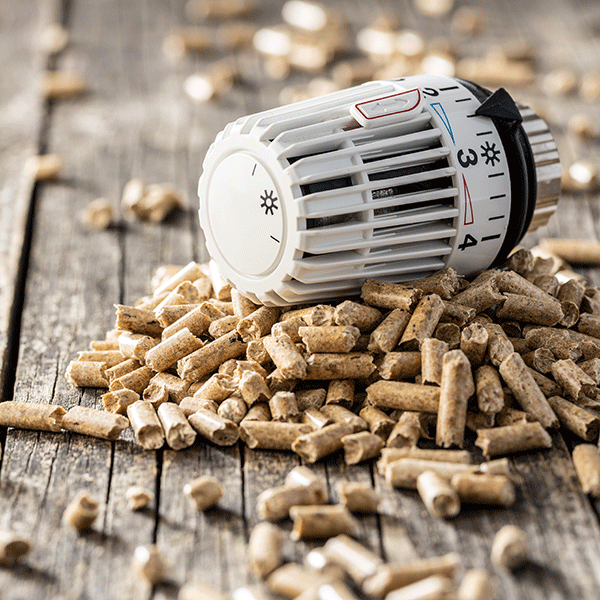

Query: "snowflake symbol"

xmin=480 ymin=141 xmax=501 ymax=167
xmin=260 ymin=189 xmax=278 ymax=215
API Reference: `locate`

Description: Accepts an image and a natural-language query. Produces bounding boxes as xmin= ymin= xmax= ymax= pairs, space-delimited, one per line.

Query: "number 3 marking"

xmin=457 ymin=148 xmax=478 ymax=168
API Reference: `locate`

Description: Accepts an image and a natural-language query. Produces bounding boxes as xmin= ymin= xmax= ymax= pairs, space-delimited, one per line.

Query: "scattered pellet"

xmin=157 ymin=403 xmax=196 ymax=450
xmin=188 ymin=409 xmax=239 ymax=445
xmin=105 ymin=358 xmax=141 ymax=384
xmin=102 ymin=389 xmax=139 ymax=414
xmin=292 ymin=421 xmax=356 ymax=463
xmin=336 ymin=482 xmax=380 ymax=514
xmin=241 ymin=402 xmax=272 ymax=423
xmin=241 ymin=421 xmax=311 ymax=450
xmin=367 ymin=380 xmax=440 ymax=413
xmin=184 ymin=476 xmax=223 ymax=511
xmin=341 ymin=431 xmax=384 ymax=464
xmin=326 ymin=379 xmax=355 ymax=409
xmin=475 ymin=421 xmax=553 ymax=458
xmin=299 ymin=325 xmax=360 ymax=353
xmin=320 ymin=404 xmax=367 ymax=431
xmin=0 ymin=401 xmax=66 ymax=432
xmin=453 ymin=277 xmax=505 ymax=313
xmin=421 ymin=338 xmax=448 ymax=386
xmin=66 ymin=360 xmax=108 ymax=388
xmin=378 ymin=448 xmax=472 ymax=475
xmin=272 ymin=317 xmax=306 ymax=342
xmin=238 ymin=370 xmax=271 ymax=406
xmin=142 ymin=381 xmax=169 ymax=409
xmin=295 ymin=388 xmax=327 ymax=410
xmin=451 ymin=472 xmax=515 ymax=506
xmin=362 ymin=553 xmax=461 ymax=598
xmin=0 ymin=532 xmax=31 ymax=566
xmin=126 ymin=486 xmax=154 ymax=511
xmin=248 ymin=522 xmax=284 ymax=579
xmin=387 ymin=411 xmax=423 ymax=449
xmin=62 ymin=406 xmax=128 ymax=441
xmin=263 ymin=334 xmax=307 ymax=378
xmin=180 ymin=397 xmax=218 ymax=416
xmin=133 ymin=544 xmax=167 ymax=584
xmin=285 ymin=465 xmax=328 ymax=502
xmin=399 ymin=295 xmax=444 ymax=350
xmin=499 ymin=353 xmax=558 ymax=428
xmin=361 ymin=279 xmax=422 ymax=311
xmin=474 ymin=365 xmax=504 ymax=414
xmin=386 ymin=458 xmax=473 ymax=489
xmin=290 ymin=504 xmax=358 ymax=540
xmin=238 ymin=306 xmax=281 ymax=341
xmin=551 ymin=359 xmax=596 ymax=400
xmin=118 ymin=332 xmax=160 ymax=362
xmin=127 ymin=401 xmax=165 ymax=449
xmin=460 ymin=323 xmax=488 ymax=366
xmin=384 ymin=575 xmax=454 ymax=600
xmin=302 ymin=407 xmax=333 ymax=429
xmin=178 ymin=332 xmax=247 ymax=382
xmin=335 ymin=301 xmax=382 ymax=333
xmin=83 ymin=198 xmax=114 ymax=230
xmin=368 ymin=309 xmax=411 ymax=353
xmin=63 ymin=491 xmax=99 ymax=532
xmin=217 ymin=394 xmax=248 ymax=423
xmin=436 ymin=350 xmax=474 ymax=448
xmin=257 ymin=484 xmax=321 ymax=522
xmin=491 ymin=525 xmax=527 ymax=570
xmin=359 ymin=406 xmax=396 ymax=439
xmin=457 ymin=568 xmax=495 ymax=600
xmin=377 ymin=351 xmax=422 ymax=380
xmin=269 ymin=391 xmax=300 ymax=422
xmin=266 ymin=563 xmax=330 ymax=599
xmin=547 ymin=396 xmax=600 ymax=440
xmin=39 ymin=22 xmax=69 ymax=54
xmin=572 ymin=443 xmax=600 ymax=496
xmin=43 ymin=71 xmax=86 ymax=98
xmin=305 ymin=352 xmax=375 ymax=380
xmin=180 ymin=581 xmax=228 ymax=600
xmin=417 ymin=470 xmax=461 ymax=519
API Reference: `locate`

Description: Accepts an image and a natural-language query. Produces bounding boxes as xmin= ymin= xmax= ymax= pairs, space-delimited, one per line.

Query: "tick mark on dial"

xmin=252 ymin=164 xmax=257 ymax=176
xmin=270 ymin=235 xmax=280 ymax=243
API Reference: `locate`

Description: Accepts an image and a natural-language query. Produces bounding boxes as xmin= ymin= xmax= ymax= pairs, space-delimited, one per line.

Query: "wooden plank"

xmin=0 ymin=0 xmax=48 ymax=399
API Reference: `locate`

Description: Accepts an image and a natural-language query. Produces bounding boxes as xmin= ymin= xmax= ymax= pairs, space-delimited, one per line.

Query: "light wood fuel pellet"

xmin=384 ymin=575 xmax=454 ymax=600
xmin=361 ymin=279 xmax=423 ymax=311
xmin=292 ymin=421 xmax=356 ymax=463
xmin=240 ymin=421 xmax=311 ymax=450
xmin=572 ymin=443 xmax=600 ymax=496
xmin=295 ymin=388 xmax=326 ymax=410
xmin=188 ymin=409 xmax=239 ymax=445
xmin=102 ymin=389 xmax=139 ymax=414
xmin=43 ymin=71 xmax=87 ymax=98
xmin=118 ymin=332 xmax=160 ymax=362
xmin=547 ymin=396 xmax=600 ymax=440
xmin=66 ymin=360 xmax=108 ymax=388
xmin=362 ymin=553 xmax=461 ymax=598
xmin=368 ymin=309 xmax=411 ymax=353
xmin=145 ymin=327 xmax=203 ymax=372
xmin=336 ymin=482 xmax=380 ymax=514
xmin=266 ymin=563 xmax=331 ymax=599
xmin=142 ymin=381 xmax=169 ymax=409
xmin=341 ymin=431 xmax=384 ymax=464
xmin=421 ymin=338 xmax=448 ymax=386
xmin=475 ymin=421 xmax=553 ymax=458
xmin=157 ymin=402 xmax=196 ymax=450
xmin=269 ymin=391 xmax=300 ymax=422
xmin=133 ymin=544 xmax=167 ymax=584
xmin=179 ymin=581 xmax=229 ymax=600
xmin=378 ymin=448 xmax=472 ymax=475
xmin=305 ymin=352 xmax=375 ymax=380
xmin=242 ymin=402 xmax=272 ymax=422
xmin=248 ymin=522 xmax=284 ymax=579
xmin=386 ymin=458 xmax=473 ymax=489
xmin=217 ymin=394 xmax=248 ymax=423
xmin=359 ymin=406 xmax=396 ymax=439
xmin=127 ymin=401 xmax=165 ymax=449
xmin=105 ymin=359 xmax=141 ymax=384
xmin=474 ymin=365 xmax=504 ymax=414
xmin=387 ymin=411 xmax=423 ymax=449
xmin=367 ymin=380 xmax=440 ymax=413
xmin=184 ymin=476 xmax=223 ymax=511
xmin=272 ymin=317 xmax=306 ymax=342
xmin=285 ymin=465 xmax=328 ymax=503
xmin=298 ymin=325 xmax=360 ymax=353
xmin=499 ymin=352 xmax=558 ymax=428
xmin=457 ymin=568 xmax=495 ymax=600
xmin=180 ymin=397 xmax=218 ymax=416
xmin=0 ymin=401 xmax=66 ymax=432
xmin=334 ymin=301 xmax=382 ymax=333
xmin=377 ymin=351 xmax=422 ymax=380
xmin=0 ymin=532 xmax=32 ymax=566
xmin=126 ymin=486 xmax=154 ymax=511
xmin=324 ymin=534 xmax=383 ymax=584
xmin=417 ymin=470 xmax=461 ymax=518
xmin=551 ymin=359 xmax=596 ymax=400
xmin=450 ymin=472 xmax=515 ymax=506
xmin=399 ymin=295 xmax=444 ymax=350
xmin=460 ymin=323 xmax=488 ymax=366
xmin=325 ymin=379 xmax=355 ymax=409
xmin=490 ymin=525 xmax=528 ymax=570
xmin=289 ymin=504 xmax=358 ymax=540
xmin=257 ymin=484 xmax=321 ymax=522
xmin=83 ymin=198 xmax=114 ymax=230
xmin=263 ymin=334 xmax=308 ymax=379
xmin=238 ymin=307 xmax=281 ymax=341
xmin=63 ymin=491 xmax=100 ymax=532
xmin=62 ymin=406 xmax=128 ymax=440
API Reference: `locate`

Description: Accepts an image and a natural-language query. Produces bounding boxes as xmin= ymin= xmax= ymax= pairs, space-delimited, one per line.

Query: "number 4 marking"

xmin=458 ymin=233 xmax=478 ymax=251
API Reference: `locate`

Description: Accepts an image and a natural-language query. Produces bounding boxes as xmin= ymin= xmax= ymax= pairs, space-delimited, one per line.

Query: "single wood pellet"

xmin=240 ymin=421 xmax=311 ymax=450
xmin=184 ymin=476 xmax=223 ymax=511
xmin=63 ymin=491 xmax=100 ymax=532
xmin=475 ymin=421 xmax=553 ymax=458
xmin=384 ymin=575 xmax=454 ymax=600
xmin=324 ymin=534 xmax=383 ymax=584
xmin=362 ymin=553 xmax=461 ymax=598
xmin=256 ymin=484 xmax=321 ymax=522
xmin=490 ymin=525 xmax=528 ymax=570
xmin=248 ymin=522 xmax=284 ymax=579
xmin=289 ymin=504 xmax=358 ymax=540
xmin=0 ymin=401 xmax=66 ymax=432
xmin=62 ymin=406 xmax=129 ymax=440
xmin=336 ymin=481 xmax=380 ymax=514
xmin=188 ymin=408 xmax=239 ymax=445
xmin=285 ymin=465 xmax=328 ymax=503
xmin=127 ymin=401 xmax=165 ymax=449
xmin=572 ymin=443 xmax=600 ymax=496
xmin=133 ymin=544 xmax=167 ymax=584
xmin=450 ymin=472 xmax=515 ymax=506
xmin=0 ymin=532 xmax=32 ymax=566
xmin=417 ymin=470 xmax=461 ymax=518
xmin=457 ymin=568 xmax=495 ymax=600
xmin=125 ymin=486 xmax=154 ymax=511
xmin=292 ymin=421 xmax=356 ymax=462
xmin=157 ymin=402 xmax=196 ymax=450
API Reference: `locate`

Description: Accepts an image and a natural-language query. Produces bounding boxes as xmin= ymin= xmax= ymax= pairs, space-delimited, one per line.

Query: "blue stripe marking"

xmin=431 ymin=102 xmax=455 ymax=145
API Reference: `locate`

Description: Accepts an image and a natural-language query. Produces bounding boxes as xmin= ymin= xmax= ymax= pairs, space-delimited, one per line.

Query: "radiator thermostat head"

xmin=198 ymin=74 xmax=561 ymax=306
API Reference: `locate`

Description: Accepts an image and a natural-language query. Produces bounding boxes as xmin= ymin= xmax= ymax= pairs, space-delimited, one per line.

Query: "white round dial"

xmin=205 ymin=152 xmax=284 ymax=277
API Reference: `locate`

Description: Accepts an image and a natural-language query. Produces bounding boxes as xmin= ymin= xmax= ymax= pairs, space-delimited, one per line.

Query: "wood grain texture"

xmin=1 ymin=0 xmax=600 ymax=598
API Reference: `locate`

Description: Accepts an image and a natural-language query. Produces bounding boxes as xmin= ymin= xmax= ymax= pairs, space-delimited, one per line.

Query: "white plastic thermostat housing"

xmin=199 ymin=74 xmax=561 ymax=306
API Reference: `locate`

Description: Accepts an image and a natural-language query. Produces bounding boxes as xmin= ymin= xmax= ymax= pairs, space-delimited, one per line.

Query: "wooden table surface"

xmin=2 ymin=0 xmax=600 ymax=598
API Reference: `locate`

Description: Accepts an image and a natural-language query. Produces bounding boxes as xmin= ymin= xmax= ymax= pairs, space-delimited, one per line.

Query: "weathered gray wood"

xmin=0 ymin=0 xmax=48 ymax=399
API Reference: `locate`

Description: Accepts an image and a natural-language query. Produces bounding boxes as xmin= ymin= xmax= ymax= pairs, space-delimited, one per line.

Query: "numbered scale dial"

xmin=199 ymin=74 xmax=561 ymax=306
